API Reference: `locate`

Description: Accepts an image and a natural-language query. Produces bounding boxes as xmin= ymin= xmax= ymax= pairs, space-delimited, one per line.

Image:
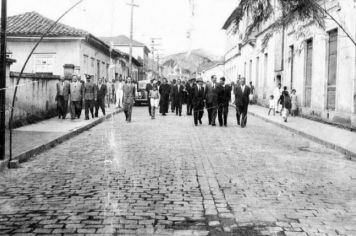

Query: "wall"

xmin=5 ymin=72 xmax=60 ymax=128
xmin=7 ymin=38 xmax=81 ymax=76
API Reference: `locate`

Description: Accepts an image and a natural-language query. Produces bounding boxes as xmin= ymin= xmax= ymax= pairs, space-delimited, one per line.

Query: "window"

xmin=244 ymin=62 xmax=247 ymax=78
xmin=305 ymin=39 xmax=313 ymax=108
xmin=249 ymin=60 xmax=252 ymax=83
xmin=83 ymin=55 xmax=89 ymax=74
xmin=33 ymin=53 xmax=55 ymax=73
xmin=327 ymin=29 xmax=338 ymax=110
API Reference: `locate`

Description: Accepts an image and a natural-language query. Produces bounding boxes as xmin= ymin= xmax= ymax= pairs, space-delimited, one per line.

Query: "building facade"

xmin=7 ymin=12 xmax=141 ymax=83
xmin=223 ymin=0 xmax=356 ymax=128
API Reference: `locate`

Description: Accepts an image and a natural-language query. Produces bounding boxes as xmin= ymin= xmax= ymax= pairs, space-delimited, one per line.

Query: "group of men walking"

xmin=145 ymin=75 xmax=251 ymax=128
xmin=55 ymin=75 xmax=107 ymax=120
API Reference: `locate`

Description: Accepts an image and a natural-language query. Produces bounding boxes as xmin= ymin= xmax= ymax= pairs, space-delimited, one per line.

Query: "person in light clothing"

xmin=268 ymin=95 xmax=275 ymax=116
xmin=291 ymin=89 xmax=298 ymax=117
xmin=115 ymin=76 xmax=124 ymax=108
xmin=273 ymin=83 xmax=282 ymax=113
xmin=149 ymin=84 xmax=160 ymax=119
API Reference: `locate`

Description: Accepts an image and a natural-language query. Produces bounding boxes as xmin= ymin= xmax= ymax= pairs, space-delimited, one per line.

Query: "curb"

xmin=0 ymin=109 xmax=122 ymax=172
xmin=247 ymin=108 xmax=356 ymax=161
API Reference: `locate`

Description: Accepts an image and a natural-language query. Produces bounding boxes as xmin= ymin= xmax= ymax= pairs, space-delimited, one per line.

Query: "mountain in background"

xmin=161 ymin=49 xmax=223 ymax=74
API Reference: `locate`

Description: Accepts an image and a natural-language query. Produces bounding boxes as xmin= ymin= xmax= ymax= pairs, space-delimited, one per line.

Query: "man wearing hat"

xmin=83 ymin=76 xmax=97 ymax=120
xmin=192 ymin=78 xmax=205 ymax=126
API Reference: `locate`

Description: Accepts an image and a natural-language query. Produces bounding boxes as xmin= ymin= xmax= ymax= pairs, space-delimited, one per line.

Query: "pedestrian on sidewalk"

xmin=115 ymin=75 xmax=124 ymax=108
xmin=95 ymin=78 xmax=107 ymax=117
xmin=278 ymin=86 xmax=292 ymax=122
xmin=123 ymin=77 xmax=136 ymax=122
xmin=193 ymin=78 xmax=205 ymax=126
xmin=186 ymin=78 xmax=194 ymax=116
xmin=83 ymin=76 xmax=97 ymax=120
xmin=234 ymin=77 xmax=251 ymax=128
xmin=268 ymin=95 xmax=275 ymax=116
xmin=69 ymin=75 xmax=84 ymax=119
xmin=149 ymin=84 xmax=160 ymax=119
xmin=205 ymin=75 xmax=219 ymax=126
xmin=106 ymin=78 xmax=113 ymax=108
xmin=55 ymin=76 xmax=70 ymax=119
xmin=249 ymin=81 xmax=255 ymax=104
xmin=159 ymin=78 xmax=170 ymax=116
xmin=217 ymin=77 xmax=231 ymax=127
xmin=291 ymin=89 xmax=298 ymax=117
xmin=273 ymin=83 xmax=282 ymax=113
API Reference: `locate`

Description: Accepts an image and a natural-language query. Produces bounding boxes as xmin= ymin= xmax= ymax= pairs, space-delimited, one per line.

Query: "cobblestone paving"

xmin=0 ymin=106 xmax=355 ymax=236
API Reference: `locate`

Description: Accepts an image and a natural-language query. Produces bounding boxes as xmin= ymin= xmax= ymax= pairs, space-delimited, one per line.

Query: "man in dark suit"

xmin=192 ymin=79 xmax=205 ymax=126
xmin=205 ymin=75 xmax=219 ymax=126
xmin=234 ymin=77 xmax=251 ymax=128
xmin=159 ymin=78 xmax=170 ymax=116
xmin=56 ymin=77 xmax=70 ymax=119
xmin=95 ymin=78 xmax=107 ymax=117
xmin=171 ymin=79 xmax=184 ymax=116
xmin=84 ymin=76 xmax=97 ymax=120
xmin=217 ymin=77 xmax=232 ymax=127
xmin=186 ymin=79 xmax=194 ymax=115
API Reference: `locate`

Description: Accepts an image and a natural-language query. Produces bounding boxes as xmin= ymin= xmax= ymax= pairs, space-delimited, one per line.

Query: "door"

xmin=327 ymin=29 xmax=338 ymax=110
xmin=304 ymin=39 xmax=313 ymax=108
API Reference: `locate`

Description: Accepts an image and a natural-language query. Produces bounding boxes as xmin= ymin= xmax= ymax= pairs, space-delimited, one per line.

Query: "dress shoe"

xmin=199 ymin=119 xmax=202 ymax=125
xmin=212 ymin=124 xmax=216 ymax=126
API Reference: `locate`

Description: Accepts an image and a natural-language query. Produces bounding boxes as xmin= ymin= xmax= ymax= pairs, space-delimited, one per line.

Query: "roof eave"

xmin=222 ymin=6 xmax=243 ymax=30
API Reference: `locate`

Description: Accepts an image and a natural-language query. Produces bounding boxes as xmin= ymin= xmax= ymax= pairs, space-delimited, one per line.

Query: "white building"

xmin=198 ymin=61 xmax=225 ymax=82
xmin=6 ymin=12 xmax=142 ymax=83
xmin=223 ymin=0 xmax=356 ymax=128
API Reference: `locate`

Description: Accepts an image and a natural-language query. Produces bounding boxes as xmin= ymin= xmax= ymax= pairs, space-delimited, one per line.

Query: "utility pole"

xmin=150 ymin=37 xmax=161 ymax=75
xmin=127 ymin=0 xmax=138 ymax=78
xmin=0 ymin=0 xmax=7 ymax=161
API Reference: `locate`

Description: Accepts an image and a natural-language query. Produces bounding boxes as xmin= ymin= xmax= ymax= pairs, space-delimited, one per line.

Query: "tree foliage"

xmin=236 ymin=0 xmax=326 ymax=47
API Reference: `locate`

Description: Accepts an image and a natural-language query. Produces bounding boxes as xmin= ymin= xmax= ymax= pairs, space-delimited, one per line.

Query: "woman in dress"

xmin=122 ymin=77 xmax=136 ymax=122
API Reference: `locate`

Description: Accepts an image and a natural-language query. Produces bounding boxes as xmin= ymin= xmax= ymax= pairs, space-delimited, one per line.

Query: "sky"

xmin=8 ymin=0 xmax=239 ymax=57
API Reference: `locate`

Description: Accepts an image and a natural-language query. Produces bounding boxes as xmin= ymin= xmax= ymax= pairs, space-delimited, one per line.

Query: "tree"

xmin=235 ymin=0 xmax=356 ymax=48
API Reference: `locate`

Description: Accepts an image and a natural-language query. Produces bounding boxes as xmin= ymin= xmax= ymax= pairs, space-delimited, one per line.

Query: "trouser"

xmin=175 ymin=102 xmax=182 ymax=115
xmin=151 ymin=99 xmax=159 ymax=118
xmin=70 ymin=101 xmax=82 ymax=119
xmin=282 ymin=107 xmax=290 ymax=120
xmin=187 ymin=99 xmax=193 ymax=115
xmin=193 ymin=106 xmax=204 ymax=125
xmin=85 ymin=100 xmax=95 ymax=119
xmin=124 ymin=103 xmax=133 ymax=122
xmin=218 ymin=104 xmax=229 ymax=126
xmin=171 ymin=100 xmax=175 ymax=112
xmin=148 ymin=98 xmax=152 ymax=116
xmin=206 ymin=102 xmax=217 ymax=125
xmin=57 ymin=96 xmax=68 ymax=119
xmin=95 ymin=98 xmax=106 ymax=117
xmin=236 ymin=104 xmax=248 ymax=127
xmin=116 ymin=90 xmax=123 ymax=108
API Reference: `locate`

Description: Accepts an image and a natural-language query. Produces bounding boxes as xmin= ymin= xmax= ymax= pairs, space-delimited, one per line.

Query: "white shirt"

xmin=241 ymin=85 xmax=246 ymax=92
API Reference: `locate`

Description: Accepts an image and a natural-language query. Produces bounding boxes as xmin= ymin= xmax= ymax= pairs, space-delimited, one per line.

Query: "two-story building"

xmin=223 ymin=0 xmax=356 ymax=129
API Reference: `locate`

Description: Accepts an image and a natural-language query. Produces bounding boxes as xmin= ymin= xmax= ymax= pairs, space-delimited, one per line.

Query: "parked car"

xmin=135 ymin=79 xmax=150 ymax=105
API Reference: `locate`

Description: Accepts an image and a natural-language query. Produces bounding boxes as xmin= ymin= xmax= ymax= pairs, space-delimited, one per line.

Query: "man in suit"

xmin=95 ymin=77 xmax=107 ymax=117
xmin=115 ymin=75 xmax=124 ymax=108
xmin=205 ymin=75 xmax=219 ymax=126
xmin=192 ymin=78 xmax=205 ymax=126
xmin=159 ymin=78 xmax=170 ymax=116
xmin=56 ymin=76 xmax=70 ymax=119
xmin=186 ymin=79 xmax=194 ymax=116
xmin=234 ymin=77 xmax=251 ymax=128
xmin=83 ymin=76 xmax=97 ymax=120
xmin=217 ymin=77 xmax=232 ymax=127
xmin=70 ymin=75 xmax=84 ymax=119
xmin=171 ymin=79 xmax=184 ymax=116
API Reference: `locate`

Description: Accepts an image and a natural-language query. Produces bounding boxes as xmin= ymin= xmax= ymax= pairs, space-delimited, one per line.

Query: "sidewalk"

xmin=247 ymin=105 xmax=356 ymax=160
xmin=1 ymin=106 xmax=121 ymax=171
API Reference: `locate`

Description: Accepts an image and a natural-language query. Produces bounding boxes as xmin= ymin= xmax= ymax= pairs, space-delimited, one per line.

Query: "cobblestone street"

xmin=0 ymin=106 xmax=355 ymax=236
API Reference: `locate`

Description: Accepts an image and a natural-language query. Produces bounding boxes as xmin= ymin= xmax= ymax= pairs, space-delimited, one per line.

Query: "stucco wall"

xmin=5 ymin=72 xmax=59 ymax=128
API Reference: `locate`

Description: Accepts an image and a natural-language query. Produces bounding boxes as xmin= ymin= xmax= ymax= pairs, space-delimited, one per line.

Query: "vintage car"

xmin=135 ymin=79 xmax=150 ymax=105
